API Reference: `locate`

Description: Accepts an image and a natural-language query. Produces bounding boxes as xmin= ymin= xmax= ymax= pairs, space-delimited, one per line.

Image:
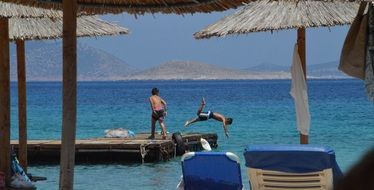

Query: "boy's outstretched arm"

xmin=149 ymin=98 xmax=155 ymax=112
xmin=161 ymin=98 xmax=167 ymax=114
xmin=161 ymin=98 xmax=167 ymax=106
xmin=223 ymin=122 xmax=229 ymax=138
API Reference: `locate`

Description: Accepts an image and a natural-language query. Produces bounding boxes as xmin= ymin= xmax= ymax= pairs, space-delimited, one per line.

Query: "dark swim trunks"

xmin=198 ymin=111 xmax=214 ymax=121
xmin=152 ymin=109 xmax=165 ymax=122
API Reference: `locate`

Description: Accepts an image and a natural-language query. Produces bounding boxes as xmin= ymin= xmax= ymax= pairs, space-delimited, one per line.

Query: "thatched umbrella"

xmin=0 ymin=2 xmax=67 ymax=185
xmin=9 ymin=15 xmax=128 ymax=175
xmin=194 ymin=0 xmax=360 ymax=144
xmin=1 ymin=0 xmax=250 ymax=15
xmin=0 ymin=0 xmax=249 ymax=189
xmin=194 ymin=1 xmax=358 ymax=38
xmin=0 ymin=1 xmax=61 ymax=18
xmin=10 ymin=16 xmax=129 ymax=40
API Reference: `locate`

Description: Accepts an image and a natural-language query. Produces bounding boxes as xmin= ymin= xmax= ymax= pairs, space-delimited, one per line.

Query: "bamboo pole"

xmin=297 ymin=27 xmax=308 ymax=145
xmin=16 ymin=40 xmax=28 ymax=172
xmin=59 ymin=0 xmax=77 ymax=188
xmin=0 ymin=17 xmax=11 ymax=185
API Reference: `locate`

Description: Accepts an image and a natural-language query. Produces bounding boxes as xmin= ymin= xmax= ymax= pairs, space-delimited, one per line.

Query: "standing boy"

xmin=149 ymin=88 xmax=168 ymax=139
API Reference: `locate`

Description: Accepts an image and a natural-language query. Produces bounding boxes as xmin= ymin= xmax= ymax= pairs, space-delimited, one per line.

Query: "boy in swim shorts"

xmin=149 ymin=88 xmax=168 ymax=139
xmin=184 ymin=98 xmax=233 ymax=138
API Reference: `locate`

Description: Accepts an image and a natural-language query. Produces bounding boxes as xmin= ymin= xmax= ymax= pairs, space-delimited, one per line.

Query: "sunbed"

xmin=181 ymin=152 xmax=243 ymax=190
xmin=243 ymin=144 xmax=343 ymax=190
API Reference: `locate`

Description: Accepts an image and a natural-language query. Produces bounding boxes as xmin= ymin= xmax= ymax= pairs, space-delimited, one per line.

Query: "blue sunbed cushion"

xmin=182 ymin=152 xmax=243 ymax=190
xmin=244 ymin=144 xmax=343 ymax=182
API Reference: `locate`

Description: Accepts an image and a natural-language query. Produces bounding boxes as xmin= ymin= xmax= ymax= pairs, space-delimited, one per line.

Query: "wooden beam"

xmin=59 ymin=0 xmax=77 ymax=188
xmin=297 ymin=27 xmax=308 ymax=145
xmin=297 ymin=28 xmax=306 ymax=78
xmin=0 ymin=17 xmax=10 ymax=185
xmin=16 ymin=40 xmax=27 ymax=172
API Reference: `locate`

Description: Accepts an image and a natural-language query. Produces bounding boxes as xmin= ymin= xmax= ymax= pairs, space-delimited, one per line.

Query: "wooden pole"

xmin=297 ymin=27 xmax=308 ymax=145
xmin=59 ymin=0 xmax=77 ymax=188
xmin=16 ymin=40 xmax=27 ymax=171
xmin=0 ymin=17 xmax=10 ymax=185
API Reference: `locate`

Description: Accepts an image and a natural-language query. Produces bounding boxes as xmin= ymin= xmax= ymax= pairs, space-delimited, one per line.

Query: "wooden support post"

xmin=297 ymin=27 xmax=308 ymax=145
xmin=59 ymin=0 xmax=77 ymax=189
xmin=297 ymin=28 xmax=306 ymax=78
xmin=16 ymin=40 xmax=27 ymax=171
xmin=0 ymin=17 xmax=10 ymax=185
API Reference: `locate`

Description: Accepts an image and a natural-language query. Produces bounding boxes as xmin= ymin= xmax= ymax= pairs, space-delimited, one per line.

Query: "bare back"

xmin=149 ymin=95 xmax=165 ymax=110
xmin=212 ymin=112 xmax=225 ymax=123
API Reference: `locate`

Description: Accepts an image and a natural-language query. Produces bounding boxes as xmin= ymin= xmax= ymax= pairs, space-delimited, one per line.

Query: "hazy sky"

xmin=81 ymin=10 xmax=349 ymax=70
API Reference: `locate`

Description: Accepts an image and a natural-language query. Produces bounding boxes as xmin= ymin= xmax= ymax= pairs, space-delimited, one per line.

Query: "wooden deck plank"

xmin=10 ymin=133 xmax=217 ymax=164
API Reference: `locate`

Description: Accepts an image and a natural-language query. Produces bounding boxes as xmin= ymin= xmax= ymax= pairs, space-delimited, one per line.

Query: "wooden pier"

xmin=10 ymin=133 xmax=218 ymax=164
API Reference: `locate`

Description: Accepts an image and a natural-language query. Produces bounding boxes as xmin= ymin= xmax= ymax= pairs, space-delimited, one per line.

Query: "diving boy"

xmin=184 ymin=98 xmax=233 ymax=138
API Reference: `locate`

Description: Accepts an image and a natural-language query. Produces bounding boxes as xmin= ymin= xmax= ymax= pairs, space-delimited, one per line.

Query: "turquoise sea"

xmin=9 ymin=80 xmax=374 ymax=190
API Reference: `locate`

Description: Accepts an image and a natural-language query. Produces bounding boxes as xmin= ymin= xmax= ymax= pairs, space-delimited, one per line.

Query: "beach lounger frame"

xmin=244 ymin=144 xmax=343 ymax=190
xmin=247 ymin=168 xmax=333 ymax=190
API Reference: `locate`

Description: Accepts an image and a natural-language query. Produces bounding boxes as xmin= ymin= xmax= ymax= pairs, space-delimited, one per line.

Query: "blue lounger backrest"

xmin=243 ymin=144 xmax=343 ymax=184
xmin=181 ymin=152 xmax=243 ymax=190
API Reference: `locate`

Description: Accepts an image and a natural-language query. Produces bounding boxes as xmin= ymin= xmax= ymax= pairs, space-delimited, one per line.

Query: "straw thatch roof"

xmin=194 ymin=0 xmax=359 ymax=39
xmin=0 ymin=1 xmax=61 ymax=18
xmin=10 ymin=16 xmax=129 ymax=40
xmin=1 ymin=0 xmax=251 ymax=15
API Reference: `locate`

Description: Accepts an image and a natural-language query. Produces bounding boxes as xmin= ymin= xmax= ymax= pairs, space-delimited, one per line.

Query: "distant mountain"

xmin=10 ymin=41 xmax=350 ymax=81
xmin=10 ymin=41 xmax=136 ymax=81
xmin=246 ymin=61 xmax=350 ymax=79
xmin=308 ymin=61 xmax=349 ymax=79
xmin=244 ymin=63 xmax=288 ymax=72
xmin=124 ymin=61 xmax=290 ymax=80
